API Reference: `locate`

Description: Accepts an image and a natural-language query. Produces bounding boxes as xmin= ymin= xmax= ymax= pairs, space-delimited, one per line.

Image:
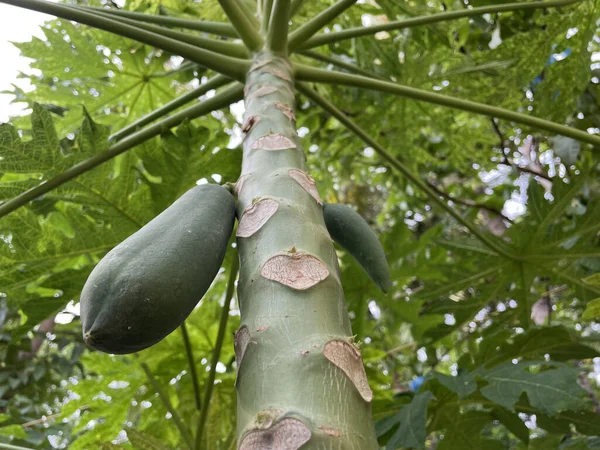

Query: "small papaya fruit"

xmin=80 ymin=184 xmax=235 ymax=354
xmin=323 ymin=203 xmax=391 ymax=293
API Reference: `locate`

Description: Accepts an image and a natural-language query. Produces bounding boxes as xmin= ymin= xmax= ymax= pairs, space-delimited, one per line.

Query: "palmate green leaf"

xmin=0 ymin=424 xmax=28 ymax=440
xmin=415 ymin=166 xmax=600 ymax=343
xmin=1 ymin=101 xmax=236 ymax=332
xmin=483 ymin=326 xmax=600 ymax=367
xmin=583 ymin=273 xmax=600 ymax=287
xmin=436 ymin=411 xmax=504 ymax=450
xmin=582 ymin=297 xmax=600 ymax=320
xmin=434 ymin=372 xmax=477 ymax=399
xmin=138 ymin=122 xmax=241 ymax=215
xmin=537 ymin=410 xmax=600 ymax=436
xmin=127 ymin=428 xmax=172 ymax=450
xmin=378 ymin=391 xmax=434 ymax=450
xmin=10 ymin=19 xmax=183 ymax=134
xmin=1 ymin=105 xmax=149 ymax=326
xmin=491 ymin=407 xmax=529 ymax=445
xmin=479 ymin=362 xmax=585 ymax=414
xmin=517 ymin=435 xmax=564 ymax=450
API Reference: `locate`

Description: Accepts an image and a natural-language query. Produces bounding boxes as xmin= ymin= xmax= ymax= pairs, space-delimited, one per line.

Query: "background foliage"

xmin=1 ymin=0 xmax=599 ymax=449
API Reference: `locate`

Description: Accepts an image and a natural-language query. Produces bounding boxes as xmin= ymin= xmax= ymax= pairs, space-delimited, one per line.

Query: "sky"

xmin=0 ymin=4 xmax=48 ymax=122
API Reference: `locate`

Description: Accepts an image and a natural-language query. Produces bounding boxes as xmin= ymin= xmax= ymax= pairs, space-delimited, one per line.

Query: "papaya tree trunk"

xmin=234 ymin=50 xmax=379 ymax=449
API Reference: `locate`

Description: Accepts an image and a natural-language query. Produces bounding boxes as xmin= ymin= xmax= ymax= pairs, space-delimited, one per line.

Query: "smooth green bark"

xmin=234 ymin=51 xmax=378 ymax=449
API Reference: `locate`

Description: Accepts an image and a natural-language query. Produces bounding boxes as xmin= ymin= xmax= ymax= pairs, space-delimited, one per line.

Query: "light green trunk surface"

xmin=234 ymin=50 xmax=379 ymax=450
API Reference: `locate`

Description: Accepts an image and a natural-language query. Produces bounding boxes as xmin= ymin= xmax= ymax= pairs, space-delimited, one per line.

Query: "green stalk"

xmin=238 ymin=0 xmax=259 ymax=27
xmin=78 ymin=4 xmax=238 ymax=37
xmin=296 ymin=83 xmax=517 ymax=260
xmin=289 ymin=0 xmax=306 ymax=18
xmin=195 ymin=255 xmax=239 ymax=450
xmin=267 ymin=0 xmax=291 ymax=53
xmin=299 ymin=0 xmax=581 ymax=49
xmin=1 ymin=0 xmax=249 ymax=81
xmin=288 ymin=0 xmax=356 ymax=50
xmin=234 ymin=51 xmax=378 ymax=449
xmin=519 ymin=262 xmax=531 ymax=328
xmin=109 ymin=75 xmax=231 ymax=142
xmin=299 ymin=49 xmax=382 ymax=78
xmin=0 ymin=445 xmax=36 ymax=450
xmin=262 ymin=0 xmax=275 ymax=34
xmin=181 ymin=322 xmax=202 ymax=411
xmin=218 ymin=0 xmax=263 ymax=51
xmin=141 ymin=362 xmax=194 ymax=450
xmin=80 ymin=7 xmax=249 ymax=58
xmin=294 ymin=64 xmax=600 ymax=148
xmin=0 ymin=85 xmax=244 ymax=219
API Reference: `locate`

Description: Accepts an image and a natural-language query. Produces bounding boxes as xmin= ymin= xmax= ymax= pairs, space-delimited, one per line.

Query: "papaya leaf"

xmin=434 ymin=372 xmax=477 ymax=399
xmin=537 ymin=410 xmax=600 ymax=436
xmin=582 ymin=298 xmax=600 ymax=320
xmin=491 ymin=407 xmax=529 ymax=445
xmin=436 ymin=411 xmax=504 ymax=450
xmin=478 ymin=362 xmax=586 ymax=414
xmin=484 ymin=326 xmax=600 ymax=367
xmin=127 ymin=428 xmax=172 ymax=450
xmin=379 ymin=391 xmax=435 ymax=450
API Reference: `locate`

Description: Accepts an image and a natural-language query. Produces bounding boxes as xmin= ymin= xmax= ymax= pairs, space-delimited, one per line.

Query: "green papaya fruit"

xmin=80 ymin=184 xmax=235 ymax=354
xmin=323 ymin=203 xmax=391 ymax=293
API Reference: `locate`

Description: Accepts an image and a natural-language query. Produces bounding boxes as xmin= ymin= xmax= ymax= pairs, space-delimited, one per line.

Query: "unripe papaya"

xmin=80 ymin=184 xmax=235 ymax=354
xmin=323 ymin=203 xmax=391 ymax=293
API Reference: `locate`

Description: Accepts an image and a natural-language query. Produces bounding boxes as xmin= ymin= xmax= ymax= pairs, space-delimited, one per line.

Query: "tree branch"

xmin=2 ymin=0 xmax=249 ymax=80
xmin=288 ymin=0 xmax=356 ymax=51
xmin=195 ymin=254 xmax=239 ymax=450
xmin=296 ymin=82 xmax=518 ymax=260
xmin=294 ymin=64 xmax=600 ymax=148
xmin=299 ymin=0 xmax=581 ymax=49
xmin=218 ymin=0 xmax=263 ymax=51
xmin=110 ymin=75 xmax=231 ymax=142
xmin=0 ymin=84 xmax=244 ymax=219
xmin=181 ymin=322 xmax=202 ymax=411
xmin=267 ymin=0 xmax=291 ymax=53
xmin=78 ymin=4 xmax=238 ymax=37
xmin=141 ymin=362 xmax=194 ymax=450
xmin=81 ymin=6 xmax=249 ymax=58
